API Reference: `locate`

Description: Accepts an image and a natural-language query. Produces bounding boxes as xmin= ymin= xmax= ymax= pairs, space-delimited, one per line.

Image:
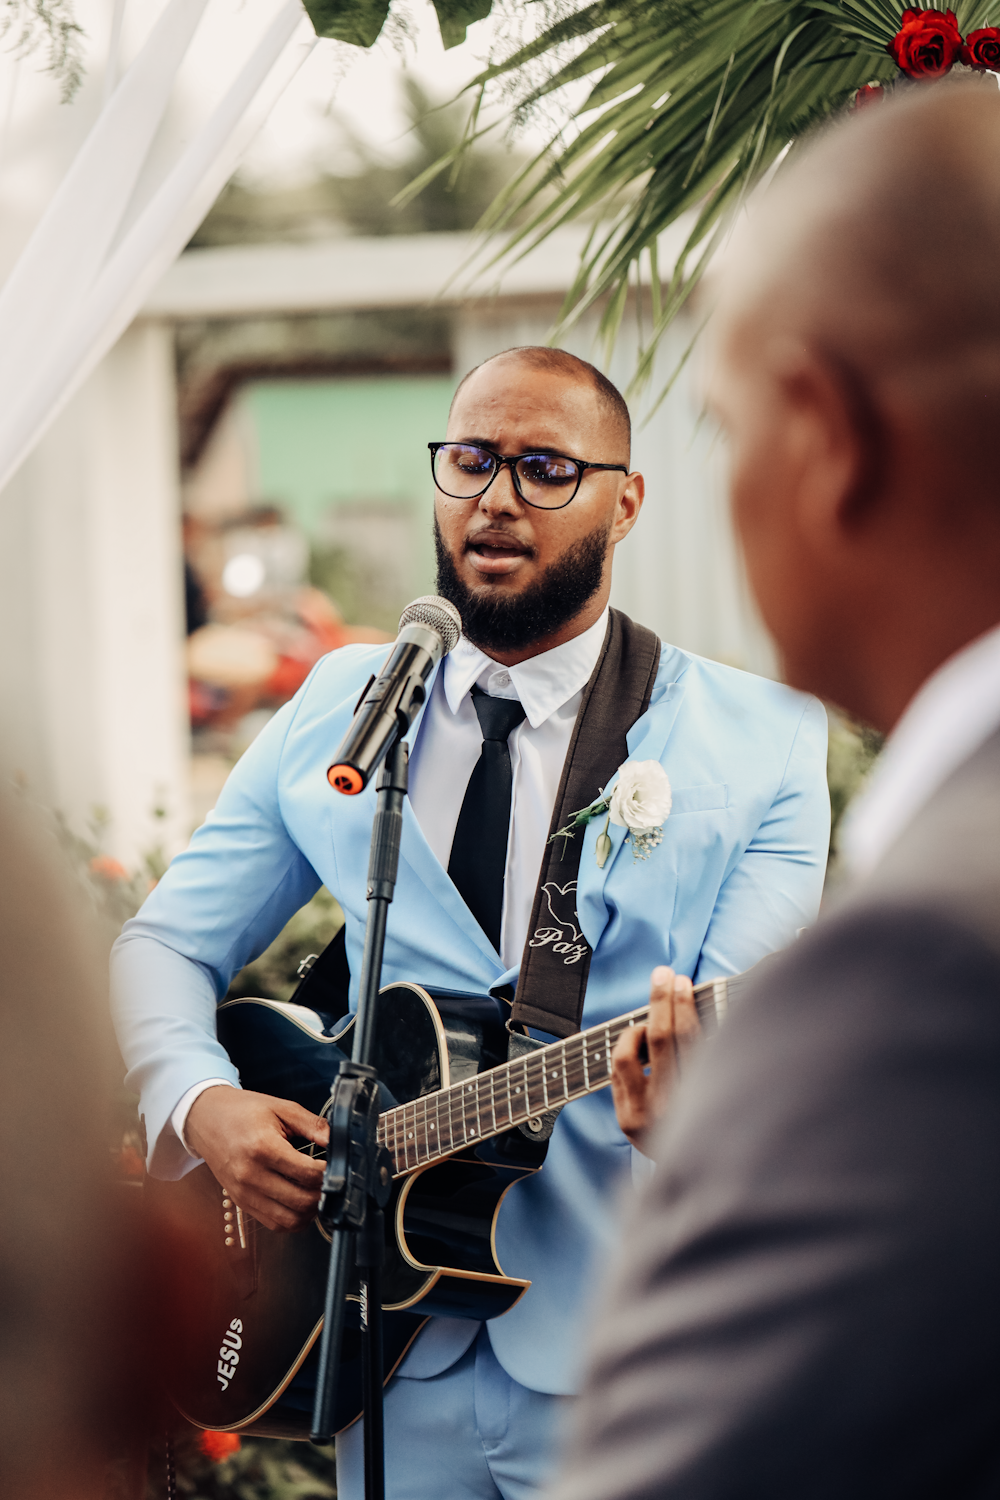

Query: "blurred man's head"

xmin=433 ymin=347 xmax=643 ymax=664
xmin=708 ymin=77 xmax=1000 ymax=732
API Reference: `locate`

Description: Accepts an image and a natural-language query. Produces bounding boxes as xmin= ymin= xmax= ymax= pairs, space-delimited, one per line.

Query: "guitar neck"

xmin=377 ymin=969 xmax=750 ymax=1177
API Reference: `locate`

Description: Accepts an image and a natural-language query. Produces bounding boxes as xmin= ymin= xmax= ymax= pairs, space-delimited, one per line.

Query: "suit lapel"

xmin=576 ymin=680 xmax=687 ymax=950
xmin=398 ymin=800 xmax=505 ymax=970
xmin=389 ymin=641 xmax=690 ymax=974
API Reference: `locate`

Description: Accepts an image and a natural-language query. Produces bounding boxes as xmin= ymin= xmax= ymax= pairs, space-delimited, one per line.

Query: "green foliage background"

xmin=2 ymin=0 xmax=84 ymax=99
xmin=145 ymin=1427 xmax=336 ymax=1500
xmin=228 ymin=885 xmax=344 ymax=1001
xmin=827 ymin=713 xmax=883 ymax=864
xmin=189 ymin=78 xmax=524 ymax=248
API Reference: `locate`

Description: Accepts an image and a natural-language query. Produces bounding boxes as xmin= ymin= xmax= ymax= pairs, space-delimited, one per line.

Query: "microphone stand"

xmin=309 ymin=738 xmax=407 ymax=1498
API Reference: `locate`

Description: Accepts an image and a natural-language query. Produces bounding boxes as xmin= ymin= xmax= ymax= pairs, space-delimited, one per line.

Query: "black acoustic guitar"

xmin=147 ymin=971 xmax=746 ymax=1438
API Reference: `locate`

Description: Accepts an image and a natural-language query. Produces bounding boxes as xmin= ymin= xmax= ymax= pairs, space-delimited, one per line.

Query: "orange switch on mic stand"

xmin=328 ymin=765 xmax=364 ymax=795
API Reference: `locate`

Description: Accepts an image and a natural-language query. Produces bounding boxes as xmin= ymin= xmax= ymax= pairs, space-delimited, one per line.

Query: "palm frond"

xmin=457 ymin=0 xmax=1000 ymax=381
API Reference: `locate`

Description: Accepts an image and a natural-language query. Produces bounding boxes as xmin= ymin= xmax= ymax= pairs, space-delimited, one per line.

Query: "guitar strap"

xmin=505 ymin=608 xmax=661 ymax=1040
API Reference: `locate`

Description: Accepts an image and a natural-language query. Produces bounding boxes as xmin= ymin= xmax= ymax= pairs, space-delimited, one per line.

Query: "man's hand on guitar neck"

xmin=185 ymin=1086 xmax=330 ymax=1232
xmin=611 ymin=966 xmax=700 ymax=1157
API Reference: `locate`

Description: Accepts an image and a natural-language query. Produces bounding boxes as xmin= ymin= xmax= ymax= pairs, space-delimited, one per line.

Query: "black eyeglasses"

xmin=428 ymin=442 xmax=628 ymax=511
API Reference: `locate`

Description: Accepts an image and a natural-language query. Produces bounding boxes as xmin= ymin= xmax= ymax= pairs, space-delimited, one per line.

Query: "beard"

xmin=434 ymin=515 xmax=611 ymax=654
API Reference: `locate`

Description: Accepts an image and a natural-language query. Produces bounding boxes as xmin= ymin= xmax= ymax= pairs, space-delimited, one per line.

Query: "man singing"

xmin=112 ymin=346 xmax=830 ymax=1498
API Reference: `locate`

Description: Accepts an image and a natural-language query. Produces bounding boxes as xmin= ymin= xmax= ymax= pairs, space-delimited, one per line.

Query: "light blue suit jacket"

xmin=112 ymin=637 xmax=830 ymax=1395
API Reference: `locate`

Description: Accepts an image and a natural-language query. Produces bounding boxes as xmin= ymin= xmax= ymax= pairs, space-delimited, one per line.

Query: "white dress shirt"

xmin=408 ymin=607 xmax=608 ymax=969
xmin=172 ymin=609 xmax=609 ymax=1152
xmin=840 ymin=621 xmax=1000 ymax=880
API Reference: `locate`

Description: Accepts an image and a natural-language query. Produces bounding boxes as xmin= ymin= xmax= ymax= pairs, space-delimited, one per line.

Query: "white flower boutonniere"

xmin=549 ymin=760 xmax=672 ymax=868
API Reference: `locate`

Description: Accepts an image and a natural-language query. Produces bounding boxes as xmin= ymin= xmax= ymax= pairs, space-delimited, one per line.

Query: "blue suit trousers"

xmin=336 ymin=1328 xmax=568 ymax=1500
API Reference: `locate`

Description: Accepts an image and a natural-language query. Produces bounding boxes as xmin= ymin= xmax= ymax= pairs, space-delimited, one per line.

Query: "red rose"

xmin=853 ymin=82 xmax=885 ymax=108
xmin=961 ymin=26 xmax=1000 ymax=69
xmin=199 ymin=1431 xmax=241 ymax=1462
xmin=888 ymin=8 xmax=962 ymax=77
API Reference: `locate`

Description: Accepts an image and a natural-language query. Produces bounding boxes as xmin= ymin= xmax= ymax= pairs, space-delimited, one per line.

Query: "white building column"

xmin=0 ymin=321 xmax=190 ymax=867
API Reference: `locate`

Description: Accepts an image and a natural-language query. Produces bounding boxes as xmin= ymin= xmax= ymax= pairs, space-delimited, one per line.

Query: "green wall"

xmin=244 ymin=374 xmax=455 ymax=528
xmin=240 ymin=374 xmax=456 ymax=627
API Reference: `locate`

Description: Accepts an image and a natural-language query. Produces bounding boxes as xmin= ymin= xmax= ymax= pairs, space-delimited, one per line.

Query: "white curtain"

xmin=0 ymin=0 xmax=316 ymax=496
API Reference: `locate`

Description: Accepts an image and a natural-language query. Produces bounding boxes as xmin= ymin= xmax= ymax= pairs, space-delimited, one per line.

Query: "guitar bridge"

xmin=221 ymin=1185 xmax=256 ymax=1298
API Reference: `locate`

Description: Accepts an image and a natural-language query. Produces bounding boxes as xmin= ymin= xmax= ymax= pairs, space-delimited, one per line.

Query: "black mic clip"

xmin=362 ymin=665 xmax=427 ymax=740
xmin=317 ymin=1060 xmax=392 ymax=1234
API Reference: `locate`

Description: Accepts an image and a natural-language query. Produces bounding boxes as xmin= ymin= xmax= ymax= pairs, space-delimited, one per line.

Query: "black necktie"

xmin=448 ymin=686 xmax=527 ymax=952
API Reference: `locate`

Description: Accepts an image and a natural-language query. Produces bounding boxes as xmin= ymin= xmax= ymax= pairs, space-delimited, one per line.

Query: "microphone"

xmin=327 ymin=596 xmax=462 ymax=795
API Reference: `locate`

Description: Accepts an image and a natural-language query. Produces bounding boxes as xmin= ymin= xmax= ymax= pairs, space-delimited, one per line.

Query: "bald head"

xmin=452 ymin=347 xmax=631 ymax=464
xmin=708 ymin=76 xmax=1000 ymax=732
xmin=721 ymin=76 xmax=1000 ymax=422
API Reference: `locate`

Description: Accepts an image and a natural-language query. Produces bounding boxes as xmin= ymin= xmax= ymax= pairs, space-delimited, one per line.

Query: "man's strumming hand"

xmin=611 ymin=966 xmax=700 ymax=1157
xmin=184 ymin=1086 xmax=330 ymax=1232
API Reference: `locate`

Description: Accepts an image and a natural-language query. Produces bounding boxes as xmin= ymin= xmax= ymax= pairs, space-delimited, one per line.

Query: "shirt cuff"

xmin=170 ymin=1078 xmax=238 ymax=1159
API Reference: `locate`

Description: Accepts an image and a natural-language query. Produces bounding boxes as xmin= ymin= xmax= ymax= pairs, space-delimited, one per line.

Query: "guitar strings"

xmin=378 ymin=970 xmax=748 ymax=1176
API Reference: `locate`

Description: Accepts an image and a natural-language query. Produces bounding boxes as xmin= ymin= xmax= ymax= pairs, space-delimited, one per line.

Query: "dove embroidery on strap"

xmin=528 ymin=881 xmax=589 ymax=965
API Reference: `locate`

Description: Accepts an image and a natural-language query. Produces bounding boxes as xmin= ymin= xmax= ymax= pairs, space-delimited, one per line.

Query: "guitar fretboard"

xmin=377 ymin=970 xmax=748 ymax=1177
